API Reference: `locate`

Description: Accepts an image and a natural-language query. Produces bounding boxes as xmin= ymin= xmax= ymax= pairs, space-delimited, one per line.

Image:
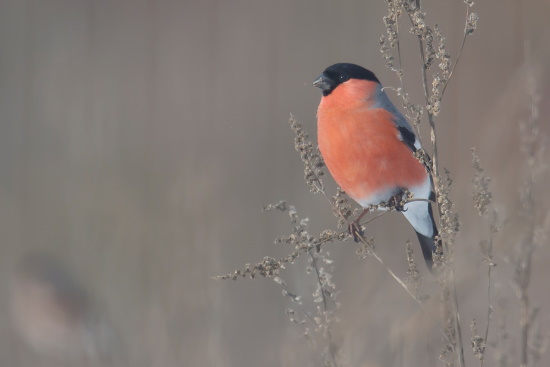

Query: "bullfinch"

xmin=313 ymin=63 xmax=438 ymax=270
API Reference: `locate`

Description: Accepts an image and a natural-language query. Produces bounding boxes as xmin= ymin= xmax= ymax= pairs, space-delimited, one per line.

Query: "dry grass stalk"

xmin=514 ymin=66 xmax=548 ymax=367
xmin=471 ymin=147 xmax=499 ymax=367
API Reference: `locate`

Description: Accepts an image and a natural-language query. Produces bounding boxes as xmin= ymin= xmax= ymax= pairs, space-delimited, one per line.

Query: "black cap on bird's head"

xmin=313 ymin=63 xmax=380 ymax=96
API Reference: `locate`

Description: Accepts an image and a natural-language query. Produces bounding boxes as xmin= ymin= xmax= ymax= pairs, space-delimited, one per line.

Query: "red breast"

xmin=317 ymin=79 xmax=427 ymax=204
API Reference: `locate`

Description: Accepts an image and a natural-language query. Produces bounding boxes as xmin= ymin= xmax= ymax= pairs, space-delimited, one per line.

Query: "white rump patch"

xmin=356 ymin=186 xmax=398 ymax=208
xmin=401 ymin=175 xmax=433 ymax=237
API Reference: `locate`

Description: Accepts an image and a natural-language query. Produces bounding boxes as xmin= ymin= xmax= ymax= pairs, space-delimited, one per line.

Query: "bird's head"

xmin=313 ymin=63 xmax=380 ymax=97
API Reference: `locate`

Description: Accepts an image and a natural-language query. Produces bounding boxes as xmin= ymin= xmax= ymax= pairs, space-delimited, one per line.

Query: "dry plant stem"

xmin=285 ymin=288 xmax=317 ymax=325
xmin=315 ymin=191 xmax=428 ymax=320
xmin=353 ymin=230 xmax=453 ymax=346
xmin=480 ymin=235 xmax=494 ymax=367
xmin=309 ymin=250 xmax=338 ymax=366
xmin=450 ymin=270 xmax=466 ymax=367
xmin=416 ymin=32 xmax=439 ymax=178
xmin=441 ymin=4 xmax=471 ymax=97
xmin=423 ymin=79 xmax=438 ymax=176
xmin=395 ymin=19 xmax=404 ymax=86
xmin=383 ymin=1 xmax=425 ymax=146
xmin=419 ymin=33 xmax=465 ymax=367
xmin=218 ymin=209 xmax=402 ymax=281
xmin=407 ymin=2 xmax=465 ymax=366
xmin=397 ymin=31 xmax=424 ymax=147
xmin=518 ymin=186 xmax=535 ymax=367
xmin=519 ymin=240 xmax=534 ymax=367
xmin=516 ymin=75 xmax=541 ymax=367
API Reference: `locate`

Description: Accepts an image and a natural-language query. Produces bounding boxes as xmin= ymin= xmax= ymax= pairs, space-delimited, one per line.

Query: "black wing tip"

xmin=398 ymin=126 xmax=417 ymax=153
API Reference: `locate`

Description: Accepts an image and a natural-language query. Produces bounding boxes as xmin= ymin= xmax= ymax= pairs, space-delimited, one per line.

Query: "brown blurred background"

xmin=0 ymin=0 xmax=549 ymax=366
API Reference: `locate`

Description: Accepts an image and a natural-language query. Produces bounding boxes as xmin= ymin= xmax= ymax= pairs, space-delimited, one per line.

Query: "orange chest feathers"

xmin=317 ymin=101 xmax=427 ymax=203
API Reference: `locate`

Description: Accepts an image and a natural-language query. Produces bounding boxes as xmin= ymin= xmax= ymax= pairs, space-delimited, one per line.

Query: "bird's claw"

xmin=389 ymin=192 xmax=407 ymax=212
xmin=348 ymin=222 xmax=364 ymax=242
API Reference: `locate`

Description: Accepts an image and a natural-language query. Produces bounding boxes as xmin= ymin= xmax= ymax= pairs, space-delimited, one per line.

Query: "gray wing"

xmin=373 ymin=86 xmax=436 ymax=175
xmin=373 ymin=86 xmax=420 ymax=151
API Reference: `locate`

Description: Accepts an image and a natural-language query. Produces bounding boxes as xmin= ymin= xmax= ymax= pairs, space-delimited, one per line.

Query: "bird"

xmin=9 ymin=253 xmax=117 ymax=359
xmin=313 ymin=63 xmax=439 ymax=270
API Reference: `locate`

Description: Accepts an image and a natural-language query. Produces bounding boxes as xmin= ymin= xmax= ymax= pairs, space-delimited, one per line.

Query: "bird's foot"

xmin=348 ymin=221 xmax=364 ymax=242
xmin=348 ymin=208 xmax=369 ymax=242
xmin=389 ymin=192 xmax=407 ymax=212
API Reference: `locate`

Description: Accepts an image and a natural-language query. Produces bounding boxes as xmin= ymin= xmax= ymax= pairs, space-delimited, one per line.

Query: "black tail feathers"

xmin=415 ymin=230 xmax=439 ymax=272
xmin=416 ymin=200 xmax=440 ymax=272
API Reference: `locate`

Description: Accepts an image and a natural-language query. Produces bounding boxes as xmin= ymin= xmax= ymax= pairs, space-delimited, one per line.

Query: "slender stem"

xmin=309 ymin=250 xmax=339 ymax=366
xmin=406 ymin=2 xmax=464 ymax=366
xmin=480 ymin=235 xmax=494 ymax=367
xmin=395 ymin=6 xmax=424 ymax=147
xmin=520 ymin=288 xmax=529 ymax=367
xmin=441 ymin=5 xmax=470 ymax=97
xmin=283 ymin=288 xmax=317 ymax=325
xmin=450 ymin=269 xmax=466 ymax=367
xmin=404 ymin=4 xmax=439 ymax=177
xmin=518 ymin=89 xmax=538 ymax=367
xmin=417 ymin=38 xmax=440 ymax=178
xmin=519 ymin=232 xmax=534 ymax=367
xmin=395 ymin=18 xmax=403 ymax=82
xmin=353 ymin=229 xmax=453 ymax=346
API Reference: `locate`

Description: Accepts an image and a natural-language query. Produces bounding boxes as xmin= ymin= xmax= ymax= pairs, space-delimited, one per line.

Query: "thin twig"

xmin=394 ymin=3 xmax=424 ymax=146
xmin=480 ymin=234 xmax=494 ymax=367
xmin=405 ymin=2 xmax=465 ymax=366
xmin=441 ymin=4 xmax=470 ymax=97
xmin=353 ymin=230 xmax=453 ymax=346
xmin=309 ymin=250 xmax=338 ymax=366
xmin=450 ymin=268 xmax=466 ymax=367
xmin=417 ymin=36 xmax=440 ymax=178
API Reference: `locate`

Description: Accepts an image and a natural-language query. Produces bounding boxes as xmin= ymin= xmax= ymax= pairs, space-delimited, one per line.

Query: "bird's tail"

xmin=413 ymin=202 xmax=439 ymax=271
xmin=415 ymin=229 xmax=438 ymax=271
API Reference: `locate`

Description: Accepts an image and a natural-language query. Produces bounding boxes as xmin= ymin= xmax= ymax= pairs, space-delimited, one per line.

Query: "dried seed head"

xmin=289 ymin=114 xmax=326 ymax=194
xmin=356 ymin=236 xmax=376 ymax=259
xmin=331 ymin=188 xmax=353 ymax=228
xmin=471 ymin=148 xmax=493 ymax=216
xmin=466 ymin=12 xmax=479 ymax=35
xmin=470 ymin=319 xmax=486 ymax=360
xmin=405 ymin=241 xmax=422 ymax=298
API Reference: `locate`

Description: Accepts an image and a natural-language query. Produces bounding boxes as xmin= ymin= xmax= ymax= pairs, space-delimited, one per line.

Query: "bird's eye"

xmin=339 ymin=75 xmax=349 ymax=82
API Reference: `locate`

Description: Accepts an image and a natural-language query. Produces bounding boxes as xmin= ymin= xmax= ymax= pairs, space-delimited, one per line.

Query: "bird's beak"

xmin=312 ymin=73 xmax=332 ymax=91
